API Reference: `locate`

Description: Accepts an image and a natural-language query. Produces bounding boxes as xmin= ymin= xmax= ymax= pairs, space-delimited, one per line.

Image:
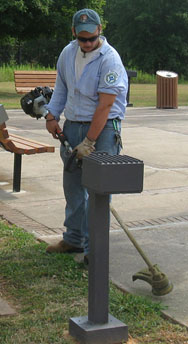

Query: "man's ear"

xmin=72 ymin=27 xmax=76 ymax=37
xmin=98 ymin=24 xmax=102 ymax=34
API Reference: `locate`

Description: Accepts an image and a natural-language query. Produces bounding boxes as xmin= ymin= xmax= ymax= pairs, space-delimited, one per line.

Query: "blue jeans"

xmin=60 ymin=119 xmax=121 ymax=255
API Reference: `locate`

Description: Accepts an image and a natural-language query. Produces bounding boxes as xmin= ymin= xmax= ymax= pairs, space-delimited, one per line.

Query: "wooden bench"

xmin=14 ymin=69 xmax=137 ymax=106
xmin=14 ymin=70 xmax=57 ymax=94
xmin=0 ymin=105 xmax=55 ymax=192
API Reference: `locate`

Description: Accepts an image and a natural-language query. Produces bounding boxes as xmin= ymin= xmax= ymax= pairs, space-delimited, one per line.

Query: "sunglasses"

xmin=77 ymin=35 xmax=99 ymax=43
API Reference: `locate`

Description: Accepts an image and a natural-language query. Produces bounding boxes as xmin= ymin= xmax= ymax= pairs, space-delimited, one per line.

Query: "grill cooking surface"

xmin=87 ymin=152 xmax=143 ymax=165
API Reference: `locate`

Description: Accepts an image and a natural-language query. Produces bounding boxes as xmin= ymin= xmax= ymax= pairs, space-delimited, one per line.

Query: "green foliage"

xmin=0 ymin=0 xmax=52 ymax=39
xmin=104 ymin=0 xmax=188 ymax=77
xmin=0 ymin=64 xmax=55 ymax=82
xmin=0 ymin=0 xmax=106 ymax=66
xmin=132 ymin=71 xmax=156 ymax=84
xmin=110 ymin=287 xmax=163 ymax=335
xmin=1 ymin=64 xmax=188 ymax=84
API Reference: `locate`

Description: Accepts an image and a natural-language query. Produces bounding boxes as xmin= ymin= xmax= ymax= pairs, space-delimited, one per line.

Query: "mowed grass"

xmin=0 ymin=82 xmax=21 ymax=109
xmin=129 ymin=84 xmax=188 ymax=107
xmin=1 ymin=82 xmax=188 ymax=109
xmin=0 ymin=220 xmax=188 ymax=344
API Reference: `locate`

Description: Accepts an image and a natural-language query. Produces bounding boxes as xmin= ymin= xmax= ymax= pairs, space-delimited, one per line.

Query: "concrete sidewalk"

xmin=0 ymin=107 xmax=188 ymax=329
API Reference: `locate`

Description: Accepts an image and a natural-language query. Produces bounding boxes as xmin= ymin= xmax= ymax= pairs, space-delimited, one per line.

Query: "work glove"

xmin=74 ymin=137 xmax=96 ymax=160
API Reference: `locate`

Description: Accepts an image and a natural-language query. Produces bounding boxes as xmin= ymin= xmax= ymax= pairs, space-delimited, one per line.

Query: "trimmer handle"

xmin=57 ymin=130 xmax=73 ymax=154
xmin=56 ymin=130 xmax=81 ymax=172
xmin=56 ymin=131 xmax=67 ymax=145
xmin=64 ymin=150 xmax=77 ymax=172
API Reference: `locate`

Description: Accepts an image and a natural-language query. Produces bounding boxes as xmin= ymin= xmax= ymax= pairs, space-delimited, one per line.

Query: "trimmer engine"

xmin=20 ymin=86 xmax=53 ymax=119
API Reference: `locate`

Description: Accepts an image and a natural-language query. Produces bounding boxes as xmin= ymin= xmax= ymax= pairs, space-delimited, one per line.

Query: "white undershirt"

xmin=75 ymin=43 xmax=102 ymax=81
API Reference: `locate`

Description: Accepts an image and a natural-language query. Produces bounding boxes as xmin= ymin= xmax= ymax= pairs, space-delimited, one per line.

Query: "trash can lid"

xmin=156 ymin=70 xmax=178 ymax=78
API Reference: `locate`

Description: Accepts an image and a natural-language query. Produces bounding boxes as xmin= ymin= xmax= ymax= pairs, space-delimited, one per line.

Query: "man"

xmin=45 ymin=8 xmax=128 ymax=262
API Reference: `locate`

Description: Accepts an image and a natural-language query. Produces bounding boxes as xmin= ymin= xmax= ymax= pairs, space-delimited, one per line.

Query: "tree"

xmin=0 ymin=0 xmax=106 ymax=66
xmin=0 ymin=0 xmax=51 ymax=39
xmin=104 ymin=0 xmax=188 ymax=76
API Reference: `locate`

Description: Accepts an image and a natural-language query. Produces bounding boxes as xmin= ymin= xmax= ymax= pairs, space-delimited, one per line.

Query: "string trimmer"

xmin=20 ymin=86 xmax=81 ymax=172
xmin=110 ymin=205 xmax=173 ymax=296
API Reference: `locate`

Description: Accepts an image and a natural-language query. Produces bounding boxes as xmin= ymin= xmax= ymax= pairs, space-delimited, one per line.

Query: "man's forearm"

xmin=45 ymin=113 xmax=55 ymax=121
xmin=87 ymin=93 xmax=116 ymax=141
xmin=46 ymin=113 xmax=61 ymax=139
xmin=86 ymin=105 xmax=110 ymax=141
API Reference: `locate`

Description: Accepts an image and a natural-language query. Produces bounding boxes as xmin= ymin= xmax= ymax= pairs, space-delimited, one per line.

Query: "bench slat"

xmin=0 ymin=124 xmax=55 ymax=155
xmin=15 ymin=75 xmax=56 ymax=79
xmin=14 ymin=70 xmax=57 ymax=94
xmin=0 ymin=137 xmax=29 ymax=154
xmin=0 ymin=116 xmax=55 ymax=192
xmin=1 ymin=136 xmax=37 ymax=154
xmin=16 ymin=81 xmax=55 ymax=86
xmin=10 ymin=141 xmax=36 ymax=154
xmin=9 ymin=133 xmax=55 ymax=152
xmin=9 ymin=136 xmax=47 ymax=153
xmin=14 ymin=71 xmax=56 ymax=75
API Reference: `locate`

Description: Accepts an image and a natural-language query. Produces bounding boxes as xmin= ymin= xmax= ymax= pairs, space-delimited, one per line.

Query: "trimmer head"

xmin=132 ymin=265 xmax=173 ymax=296
xmin=110 ymin=206 xmax=173 ymax=296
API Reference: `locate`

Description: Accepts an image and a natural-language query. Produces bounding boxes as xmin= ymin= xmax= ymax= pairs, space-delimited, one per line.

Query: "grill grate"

xmin=87 ymin=152 xmax=143 ymax=165
xmin=82 ymin=152 xmax=144 ymax=194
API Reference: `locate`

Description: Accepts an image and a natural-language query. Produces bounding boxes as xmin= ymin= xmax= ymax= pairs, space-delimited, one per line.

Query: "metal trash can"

xmin=156 ymin=70 xmax=178 ymax=109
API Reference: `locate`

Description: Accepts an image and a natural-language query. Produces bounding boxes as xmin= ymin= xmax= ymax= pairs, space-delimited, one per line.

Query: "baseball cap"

xmin=72 ymin=9 xmax=101 ymax=34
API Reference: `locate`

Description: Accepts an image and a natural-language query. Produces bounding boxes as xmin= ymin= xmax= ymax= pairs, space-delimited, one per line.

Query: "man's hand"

xmin=74 ymin=137 xmax=96 ymax=160
xmin=46 ymin=114 xmax=61 ymax=139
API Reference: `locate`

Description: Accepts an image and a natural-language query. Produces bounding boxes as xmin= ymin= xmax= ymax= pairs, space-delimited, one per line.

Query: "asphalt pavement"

xmin=0 ymin=106 xmax=188 ymax=329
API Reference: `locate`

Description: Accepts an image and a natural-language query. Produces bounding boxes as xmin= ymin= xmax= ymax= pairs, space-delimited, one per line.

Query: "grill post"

xmin=69 ymin=152 xmax=144 ymax=344
xmin=88 ymin=192 xmax=110 ymax=324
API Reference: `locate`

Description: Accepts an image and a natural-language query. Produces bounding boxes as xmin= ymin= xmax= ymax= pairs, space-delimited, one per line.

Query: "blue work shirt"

xmin=46 ymin=36 xmax=128 ymax=121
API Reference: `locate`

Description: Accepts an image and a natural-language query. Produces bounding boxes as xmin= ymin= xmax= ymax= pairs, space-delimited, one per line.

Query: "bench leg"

xmin=13 ymin=153 xmax=22 ymax=192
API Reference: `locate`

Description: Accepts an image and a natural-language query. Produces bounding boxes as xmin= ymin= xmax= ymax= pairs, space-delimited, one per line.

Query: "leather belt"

xmin=69 ymin=120 xmax=91 ymax=124
xmin=68 ymin=118 xmax=120 ymax=124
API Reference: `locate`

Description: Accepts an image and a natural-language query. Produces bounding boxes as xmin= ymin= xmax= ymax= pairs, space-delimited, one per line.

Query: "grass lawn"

xmin=0 ymin=220 xmax=188 ymax=344
xmin=1 ymin=82 xmax=188 ymax=109
xmin=129 ymin=84 xmax=188 ymax=107
xmin=0 ymin=82 xmax=21 ymax=109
